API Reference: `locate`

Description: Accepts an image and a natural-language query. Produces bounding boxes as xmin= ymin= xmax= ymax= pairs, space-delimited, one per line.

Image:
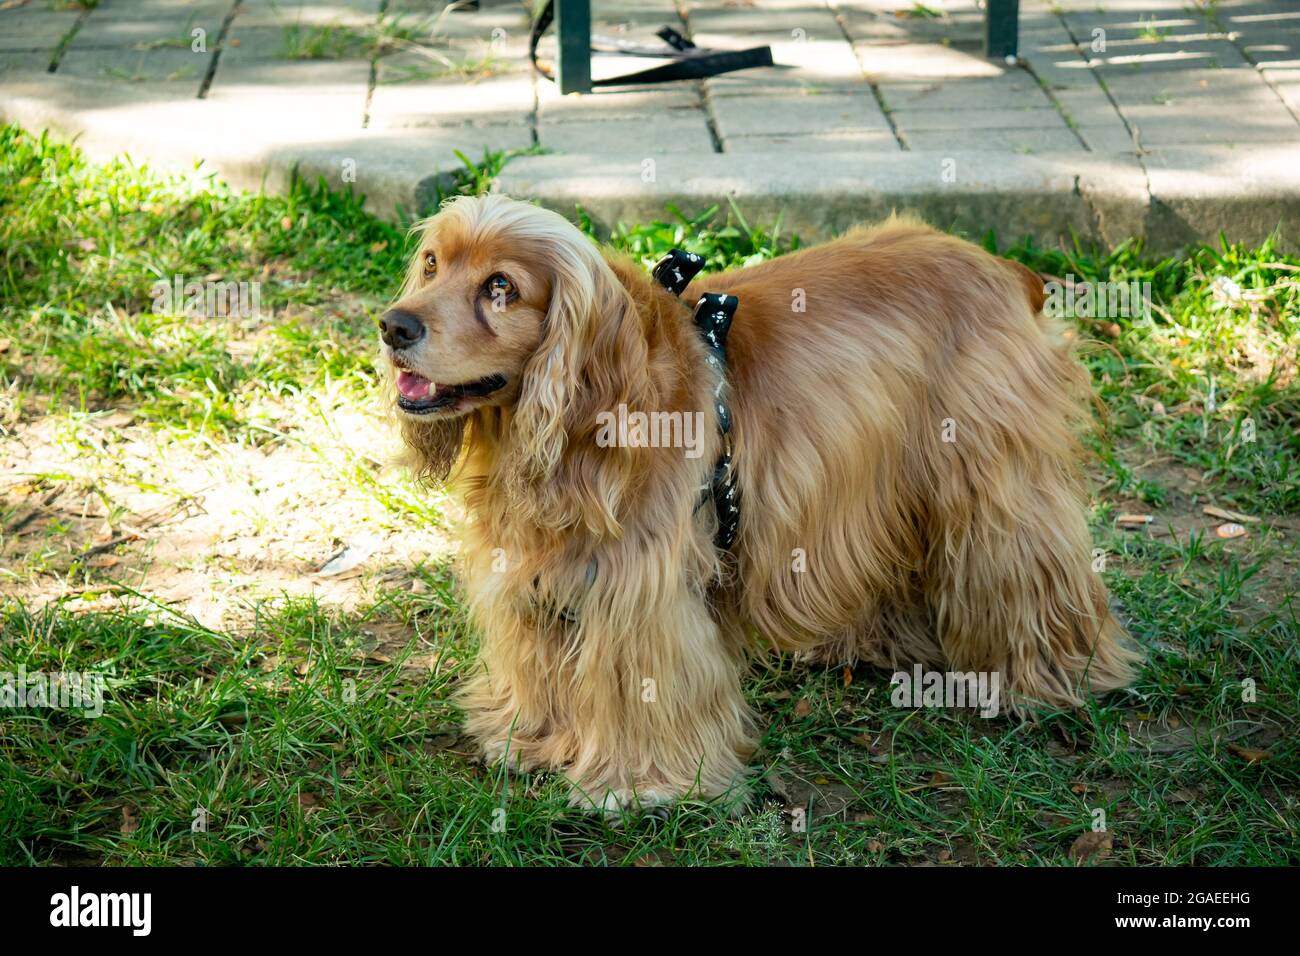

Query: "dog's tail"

xmin=1004 ymin=259 xmax=1116 ymax=427
xmin=1000 ymin=257 xmax=1048 ymax=315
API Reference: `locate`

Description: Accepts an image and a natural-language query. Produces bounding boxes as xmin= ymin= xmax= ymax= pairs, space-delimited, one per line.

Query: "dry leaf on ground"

xmin=1069 ymin=830 xmax=1113 ymax=865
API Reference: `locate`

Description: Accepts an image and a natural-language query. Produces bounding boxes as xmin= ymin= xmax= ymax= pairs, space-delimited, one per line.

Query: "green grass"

xmin=0 ymin=127 xmax=407 ymax=439
xmin=1136 ymin=16 xmax=1170 ymax=43
xmin=1 ymin=125 xmax=1297 ymax=865
xmin=280 ymin=23 xmax=369 ymax=61
xmin=280 ymin=13 xmax=430 ymax=62
xmin=902 ymin=4 xmax=945 ymax=20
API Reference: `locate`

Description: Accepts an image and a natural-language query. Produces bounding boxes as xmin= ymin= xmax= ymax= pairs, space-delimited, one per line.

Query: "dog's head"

xmin=381 ymin=195 xmax=651 ymax=509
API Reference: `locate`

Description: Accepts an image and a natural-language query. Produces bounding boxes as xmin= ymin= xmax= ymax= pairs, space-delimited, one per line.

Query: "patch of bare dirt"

xmin=0 ymin=396 xmax=454 ymax=629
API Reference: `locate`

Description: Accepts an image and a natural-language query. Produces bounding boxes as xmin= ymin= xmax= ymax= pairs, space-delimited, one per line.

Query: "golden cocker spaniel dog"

xmin=379 ymin=194 xmax=1140 ymax=812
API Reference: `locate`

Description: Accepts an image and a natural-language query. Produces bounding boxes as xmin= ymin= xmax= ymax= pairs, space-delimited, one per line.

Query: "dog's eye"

xmin=422 ymin=251 xmax=437 ymax=275
xmin=484 ymin=274 xmax=515 ymax=298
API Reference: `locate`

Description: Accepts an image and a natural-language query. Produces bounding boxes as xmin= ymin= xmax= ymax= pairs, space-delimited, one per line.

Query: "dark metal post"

xmin=985 ymin=0 xmax=1020 ymax=59
xmin=555 ymin=0 xmax=592 ymax=94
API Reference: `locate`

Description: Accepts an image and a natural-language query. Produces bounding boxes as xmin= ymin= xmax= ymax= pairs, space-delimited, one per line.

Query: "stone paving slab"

xmin=216 ymin=25 xmax=298 ymax=64
xmin=856 ymin=41 xmax=1006 ymax=81
xmin=0 ymin=0 xmax=1296 ymax=253
xmin=538 ymin=113 xmax=716 ymax=154
xmin=877 ymin=76 xmax=1051 ymax=112
xmin=370 ymin=73 xmax=535 ymax=129
xmin=722 ymin=129 xmax=901 ymax=152
xmin=687 ymin=8 xmax=841 ymax=37
xmin=702 ymin=36 xmax=867 ymax=91
xmin=65 ymin=10 xmax=226 ymax=51
xmin=0 ymin=51 xmax=51 ymax=76
xmin=536 ymin=82 xmax=698 ymax=121
xmin=203 ymin=81 xmax=373 ymax=136
xmin=1126 ymin=107 xmax=1299 ymax=147
xmin=904 ymin=128 xmax=1085 ymax=151
xmin=1264 ymin=68 xmax=1300 ymax=112
xmin=88 ymin=0 xmax=230 ymax=16
xmin=234 ymin=0 xmax=381 ymax=29
xmin=218 ymin=55 xmax=372 ymax=94
xmin=1074 ymin=125 xmax=1138 ymax=153
xmin=892 ymin=106 xmax=1071 ymax=131
xmin=57 ymin=47 xmax=212 ymax=89
xmin=711 ymin=92 xmax=891 ymax=137
xmin=0 ymin=7 xmax=82 ymax=52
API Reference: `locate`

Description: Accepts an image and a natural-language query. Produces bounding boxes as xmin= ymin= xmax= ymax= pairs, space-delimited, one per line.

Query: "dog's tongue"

xmin=396 ymin=370 xmax=432 ymax=400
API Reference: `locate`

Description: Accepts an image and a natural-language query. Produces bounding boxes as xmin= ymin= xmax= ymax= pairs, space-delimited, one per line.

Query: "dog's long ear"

xmin=507 ymin=242 xmax=651 ymax=534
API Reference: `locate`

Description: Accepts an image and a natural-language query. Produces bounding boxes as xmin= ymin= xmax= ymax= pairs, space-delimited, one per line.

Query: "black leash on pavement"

xmin=528 ymin=0 xmax=773 ymax=87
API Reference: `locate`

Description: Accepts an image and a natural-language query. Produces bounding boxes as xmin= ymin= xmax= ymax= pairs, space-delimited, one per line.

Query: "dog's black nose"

xmin=379 ymin=309 xmax=425 ymax=349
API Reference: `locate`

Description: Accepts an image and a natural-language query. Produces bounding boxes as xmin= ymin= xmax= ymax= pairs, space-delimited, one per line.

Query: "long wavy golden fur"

xmin=380 ymin=195 xmax=1141 ymax=812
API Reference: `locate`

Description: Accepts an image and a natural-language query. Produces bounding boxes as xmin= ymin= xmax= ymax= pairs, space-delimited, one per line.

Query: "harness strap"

xmin=692 ymin=293 xmax=741 ymax=551
xmin=651 ymin=248 xmax=705 ymax=295
xmin=651 ymin=249 xmax=741 ymax=552
xmin=529 ymin=0 xmax=774 ymax=88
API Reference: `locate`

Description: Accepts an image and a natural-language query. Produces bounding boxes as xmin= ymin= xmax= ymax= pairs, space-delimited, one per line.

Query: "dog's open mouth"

xmin=395 ymin=369 xmax=506 ymax=414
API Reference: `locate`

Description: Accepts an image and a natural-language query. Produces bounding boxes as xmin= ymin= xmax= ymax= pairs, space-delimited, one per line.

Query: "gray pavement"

xmin=1 ymin=0 xmax=1298 ymax=251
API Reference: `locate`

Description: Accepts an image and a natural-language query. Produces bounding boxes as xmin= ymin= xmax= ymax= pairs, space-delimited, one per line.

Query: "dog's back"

xmin=686 ymin=218 xmax=1137 ymax=710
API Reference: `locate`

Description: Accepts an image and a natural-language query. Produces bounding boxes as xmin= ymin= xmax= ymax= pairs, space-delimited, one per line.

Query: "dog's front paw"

xmin=568 ymin=783 xmax=677 ymax=819
xmin=566 ymin=777 xmax=751 ymax=819
xmin=479 ymin=737 xmax=542 ymax=773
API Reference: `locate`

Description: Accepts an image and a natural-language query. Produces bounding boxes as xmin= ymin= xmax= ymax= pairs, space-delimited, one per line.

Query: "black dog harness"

xmin=652 ymin=250 xmax=741 ymax=552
